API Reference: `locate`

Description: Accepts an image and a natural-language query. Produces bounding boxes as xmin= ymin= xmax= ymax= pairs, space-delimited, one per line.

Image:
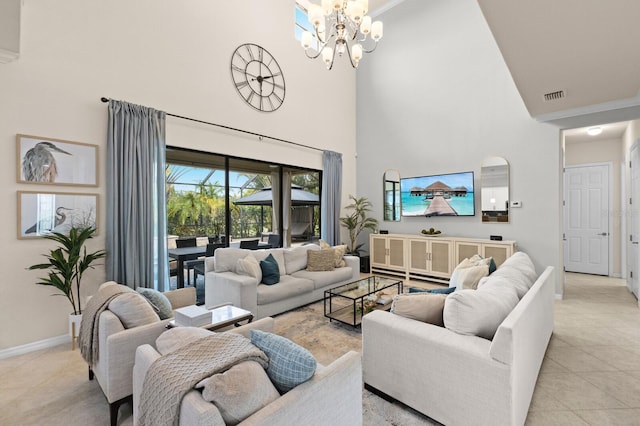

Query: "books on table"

xmin=174 ymin=305 xmax=211 ymax=327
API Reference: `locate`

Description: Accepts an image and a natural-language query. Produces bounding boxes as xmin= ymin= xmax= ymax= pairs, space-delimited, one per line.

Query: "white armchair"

xmin=89 ymin=287 xmax=196 ymax=426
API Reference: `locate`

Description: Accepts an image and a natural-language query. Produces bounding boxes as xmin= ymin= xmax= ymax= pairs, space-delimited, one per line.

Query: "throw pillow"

xmin=319 ymin=240 xmax=347 ymax=267
xmin=260 ymin=253 xmax=280 ymax=285
xmin=469 ymin=254 xmax=497 ymax=274
xmin=390 ymin=293 xmax=447 ymax=326
xmin=108 ymin=292 xmax=160 ymax=329
xmin=250 ymin=329 xmax=317 ymax=393
xmin=197 ymin=361 xmax=280 ymax=424
xmin=214 ymin=248 xmax=249 ymax=273
xmin=137 ymin=288 xmax=173 ymax=320
xmin=283 ymin=245 xmax=319 ymax=274
xmin=449 ymin=263 xmax=489 ymax=290
xmin=156 ymin=327 xmax=213 ymax=355
xmin=408 ymin=286 xmax=456 ymax=295
xmin=236 ymin=254 xmax=262 ymax=281
xmin=332 ymin=244 xmax=347 ymax=268
xmin=306 ymin=249 xmax=336 ymax=272
xmin=443 ymin=284 xmax=519 ymax=340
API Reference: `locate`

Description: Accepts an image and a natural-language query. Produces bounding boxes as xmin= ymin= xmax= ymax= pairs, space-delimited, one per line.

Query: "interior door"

xmin=564 ymin=164 xmax=610 ymax=275
xmin=629 ymin=144 xmax=639 ymax=297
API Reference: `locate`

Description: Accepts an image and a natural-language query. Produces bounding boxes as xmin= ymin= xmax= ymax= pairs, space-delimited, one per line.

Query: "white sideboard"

xmin=370 ymin=233 xmax=516 ymax=284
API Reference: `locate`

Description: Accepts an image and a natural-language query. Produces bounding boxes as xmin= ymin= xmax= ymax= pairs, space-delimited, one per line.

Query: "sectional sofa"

xmin=362 ymin=252 xmax=555 ymax=426
xmin=205 ymin=245 xmax=360 ymax=319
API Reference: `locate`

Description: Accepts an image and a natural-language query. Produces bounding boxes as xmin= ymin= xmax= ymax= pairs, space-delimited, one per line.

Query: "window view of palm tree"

xmin=165 ymin=148 xmax=321 ymax=247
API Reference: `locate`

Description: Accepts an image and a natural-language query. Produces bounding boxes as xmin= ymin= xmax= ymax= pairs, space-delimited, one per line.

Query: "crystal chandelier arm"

xmin=343 ymin=41 xmax=359 ymax=68
xmin=303 ymin=28 xmax=336 ymax=60
xmin=361 ymin=40 xmax=379 ymax=54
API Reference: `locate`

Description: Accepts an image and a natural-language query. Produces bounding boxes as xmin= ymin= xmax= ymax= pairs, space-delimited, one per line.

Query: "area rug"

xmin=272 ymin=301 xmax=439 ymax=426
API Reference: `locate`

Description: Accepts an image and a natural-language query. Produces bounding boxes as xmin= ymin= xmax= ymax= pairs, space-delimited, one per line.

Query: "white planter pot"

xmin=69 ymin=313 xmax=82 ymax=350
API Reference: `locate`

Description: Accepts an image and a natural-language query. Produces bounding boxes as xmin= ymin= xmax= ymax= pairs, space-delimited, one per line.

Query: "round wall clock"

xmin=230 ymin=43 xmax=286 ymax=112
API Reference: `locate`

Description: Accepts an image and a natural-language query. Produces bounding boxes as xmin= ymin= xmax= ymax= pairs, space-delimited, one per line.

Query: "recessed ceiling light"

xmin=587 ymin=127 xmax=603 ymax=136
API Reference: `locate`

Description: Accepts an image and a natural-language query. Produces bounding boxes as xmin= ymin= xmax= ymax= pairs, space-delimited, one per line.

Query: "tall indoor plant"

xmin=28 ymin=226 xmax=106 ymax=315
xmin=339 ymin=195 xmax=379 ymax=255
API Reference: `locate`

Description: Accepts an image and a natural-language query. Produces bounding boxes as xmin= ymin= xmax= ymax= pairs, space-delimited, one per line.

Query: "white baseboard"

xmin=612 ymin=273 xmax=622 ymax=278
xmin=0 ymin=334 xmax=70 ymax=360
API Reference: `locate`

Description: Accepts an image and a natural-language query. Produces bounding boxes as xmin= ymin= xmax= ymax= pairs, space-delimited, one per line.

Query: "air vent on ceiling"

xmin=543 ymin=90 xmax=565 ymax=101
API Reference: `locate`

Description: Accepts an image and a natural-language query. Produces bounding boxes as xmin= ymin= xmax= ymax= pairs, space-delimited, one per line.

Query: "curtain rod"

xmin=100 ymin=97 xmax=323 ymax=153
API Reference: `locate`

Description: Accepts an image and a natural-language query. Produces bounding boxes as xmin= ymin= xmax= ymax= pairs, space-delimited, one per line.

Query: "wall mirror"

xmin=383 ymin=169 xmax=401 ymax=221
xmin=481 ymin=157 xmax=509 ymax=223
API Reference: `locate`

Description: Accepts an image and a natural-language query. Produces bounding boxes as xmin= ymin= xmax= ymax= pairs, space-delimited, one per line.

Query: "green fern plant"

xmin=339 ymin=195 xmax=379 ymax=256
xmin=28 ymin=226 xmax=106 ymax=315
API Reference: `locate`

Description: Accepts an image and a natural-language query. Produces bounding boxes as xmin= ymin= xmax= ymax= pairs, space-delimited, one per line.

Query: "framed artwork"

xmin=16 ymin=134 xmax=98 ymax=186
xmin=17 ymin=191 xmax=98 ymax=239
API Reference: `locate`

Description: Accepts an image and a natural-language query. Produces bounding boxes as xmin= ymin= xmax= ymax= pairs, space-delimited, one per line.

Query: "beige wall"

xmin=565 ymin=137 xmax=624 ymax=276
xmin=0 ymin=0 xmax=356 ymax=351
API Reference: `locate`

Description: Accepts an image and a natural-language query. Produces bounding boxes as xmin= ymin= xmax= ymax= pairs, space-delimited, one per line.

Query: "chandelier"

xmin=301 ymin=0 xmax=384 ymax=69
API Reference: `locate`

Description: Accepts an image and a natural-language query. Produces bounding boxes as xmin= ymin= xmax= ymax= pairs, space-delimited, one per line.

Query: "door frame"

xmin=563 ymin=161 xmax=613 ymax=277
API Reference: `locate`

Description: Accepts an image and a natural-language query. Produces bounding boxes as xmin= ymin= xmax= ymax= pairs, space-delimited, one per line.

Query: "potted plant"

xmin=339 ymin=195 xmax=379 ymax=256
xmin=28 ymin=226 xmax=106 ymax=341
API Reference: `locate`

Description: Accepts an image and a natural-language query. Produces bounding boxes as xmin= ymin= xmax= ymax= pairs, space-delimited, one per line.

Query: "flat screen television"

xmin=400 ymin=171 xmax=475 ymax=217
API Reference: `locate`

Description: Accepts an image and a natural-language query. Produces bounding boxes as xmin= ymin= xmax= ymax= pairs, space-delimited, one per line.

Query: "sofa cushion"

xmin=250 ymin=330 xmax=317 ymax=393
xmin=391 ymin=293 xmax=447 ymax=326
xmin=214 ymin=248 xmax=250 ymax=273
xmin=137 ymin=288 xmax=173 ymax=320
xmin=443 ymin=284 xmax=519 ymax=340
xmin=283 ymin=245 xmax=320 ymax=275
xmin=499 ymin=251 xmax=537 ymax=282
xmin=236 ymin=254 xmax=262 ymax=281
xmin=108 ymin=292 xmax=160 ymax=329
xmin=197 ymin=360 xmax=280 ymax=424
xmin=480 ymin=268 xmax=530 ymax=299
xmin=256 ymin=275 xmax=314 ymax=305
xmin=156 ymin=327 xmax=213 ymax=355
xmin=260 ymin=253 xmax=280 ymax=285
xmin=291 ymin=267 xmax=354 ymax=290
xmin=306 ymin=249 xmax=336 ymax=272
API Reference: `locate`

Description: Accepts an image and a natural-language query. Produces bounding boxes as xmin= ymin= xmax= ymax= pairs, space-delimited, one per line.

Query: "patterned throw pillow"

xmin=260 ymin=253 xmax=280 ymax=285
xmin=306 ymin=249 xmax=335 ymax=272
xmin=137 ymin=288 xmax=173 ymax=320
xmin=319 ymin=240 xmax=347 ymax=267
xmin=250 ymin=330 xmax=317 ymax=393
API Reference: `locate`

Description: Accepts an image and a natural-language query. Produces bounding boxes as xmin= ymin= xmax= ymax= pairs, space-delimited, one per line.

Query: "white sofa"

xmin=362 ymin=252 xmax=555 ymax=426
xmin=132 ymin=317 xmax=363 ymax=425
xmin=205 ymin=245 xmax=360 ymax=319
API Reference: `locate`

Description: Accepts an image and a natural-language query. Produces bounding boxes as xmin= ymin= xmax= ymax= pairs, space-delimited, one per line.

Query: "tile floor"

xmin=0 ymin=272 xmax=638 ymax=425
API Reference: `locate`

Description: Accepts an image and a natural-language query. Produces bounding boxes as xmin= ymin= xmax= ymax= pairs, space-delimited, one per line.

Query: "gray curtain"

xmin=321 ymin=150 xmax=342 ymax=245
xmin=106 ymin=100 xmax=168 ymax=291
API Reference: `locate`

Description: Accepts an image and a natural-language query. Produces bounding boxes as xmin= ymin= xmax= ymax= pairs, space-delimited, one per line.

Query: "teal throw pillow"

xmin=489 ymin=257 xmax=497 ymax=274
xmin=250 ymin=329 xmax=316 ymax=393
xmin=137 ymin=288 xmax=173 ymax=320
xmin=408 ymin=286 xmax=455 ymax=295
xmin=260 ymin=253 xmax=280 ymax=285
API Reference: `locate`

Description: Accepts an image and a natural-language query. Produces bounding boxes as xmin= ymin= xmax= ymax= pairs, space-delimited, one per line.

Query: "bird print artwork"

xmin=22 ymin=141 xmax=72 ymax=182
xmin=25 ymin=206 xmax=71 ymax=235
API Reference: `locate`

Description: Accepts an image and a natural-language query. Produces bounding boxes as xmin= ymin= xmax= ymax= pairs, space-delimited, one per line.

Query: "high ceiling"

xmin=477 ymin=0 xmax=640 ymax=128
xmin=375 ymin=0 xmax=640 ymax=129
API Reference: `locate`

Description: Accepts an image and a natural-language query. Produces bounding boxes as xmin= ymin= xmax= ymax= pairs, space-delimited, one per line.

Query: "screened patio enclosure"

xmin=166 ymin=147 xmax=321 ymax=247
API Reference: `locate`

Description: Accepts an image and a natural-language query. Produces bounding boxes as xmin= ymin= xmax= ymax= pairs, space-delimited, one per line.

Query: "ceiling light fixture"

xmin=587 ymin=127 xmax=603 ymax=136
xmin=300 ymin=0 xmax=383 ymax=69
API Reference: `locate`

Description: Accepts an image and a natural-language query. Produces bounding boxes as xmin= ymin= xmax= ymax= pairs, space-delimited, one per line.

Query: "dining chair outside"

xmin=191 ymin=243 xmax=226 ymax=284
xmin=176 ymin=237 xmax=197 ymax=248
xmin=239 ymin=239 xmax=260 ymax=249
xmin=267 ymin=233 xmax=280 ymax=248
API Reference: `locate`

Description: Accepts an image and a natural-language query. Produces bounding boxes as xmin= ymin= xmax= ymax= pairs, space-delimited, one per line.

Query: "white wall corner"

xmin=0 ymin=48 xmax=19 ymax=64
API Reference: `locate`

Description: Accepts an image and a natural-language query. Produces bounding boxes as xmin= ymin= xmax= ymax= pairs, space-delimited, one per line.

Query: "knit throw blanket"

xmin=137 ymin=333 xmax=269 ymax=426
xmin=79 ymin=283 xmax=135 ymax=366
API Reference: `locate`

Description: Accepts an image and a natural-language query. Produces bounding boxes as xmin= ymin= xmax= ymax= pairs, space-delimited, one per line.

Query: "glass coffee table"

xmin=324 ymin=276 xmax=403 ymax=327
xmin=167 ymin=304 xmax=253 ymax=331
